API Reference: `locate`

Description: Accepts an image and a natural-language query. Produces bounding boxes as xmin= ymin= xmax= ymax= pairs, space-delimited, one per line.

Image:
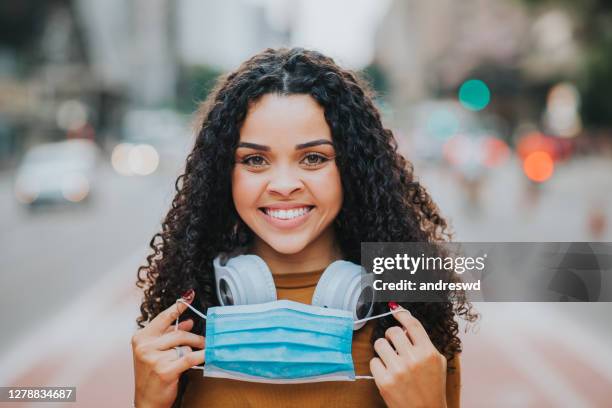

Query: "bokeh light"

xmin=61 ymin=173 xmax=90 ymax=202
xmin=517 ymin=131 xmax=555 ymax=160
xmin=129 ymin=144 xmax=160 ymax=176
xmin=111 ymin=143 xmax=134 ymax=176
xmin=56 ymin=100 xmax=88 ymax=131
xmin=544 ymin=82 xmax=582 ymax=138
xmin=523 ymin=151 xmax=554 ymax=182
xmin=516 ymin=131 xmax=574 ymax=163
xmin=483 ymin=137 xmax=510 ymax=168
xmin=111 ymin=143 xmax=160 ymax=176
xmin=458 ymin=79 xmax=491 ymax=111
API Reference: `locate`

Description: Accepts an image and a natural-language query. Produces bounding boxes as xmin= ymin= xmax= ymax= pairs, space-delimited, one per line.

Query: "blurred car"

xmin=14 ymin=139 xmax=99 ymax=207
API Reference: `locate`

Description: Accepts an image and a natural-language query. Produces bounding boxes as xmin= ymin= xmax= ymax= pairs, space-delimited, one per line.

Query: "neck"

xmin=250 ymin=227 xmax=343 ymax=275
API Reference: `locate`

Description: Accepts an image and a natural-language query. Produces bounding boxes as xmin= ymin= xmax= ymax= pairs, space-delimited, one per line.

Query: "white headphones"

xmin=213 ymin=254 xmax=375 ymax=330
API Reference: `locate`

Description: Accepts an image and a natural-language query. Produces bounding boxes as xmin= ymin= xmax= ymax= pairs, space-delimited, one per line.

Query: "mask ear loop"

xmin=174 ymin=299 xmax=207 ymax=330
xmin=175 ymin=298 xmax=208 ymax=371
xmin=354 ymin=307 xmax=402 ymax=325
xmin=353 ymin=308 xmax=404 ymax=380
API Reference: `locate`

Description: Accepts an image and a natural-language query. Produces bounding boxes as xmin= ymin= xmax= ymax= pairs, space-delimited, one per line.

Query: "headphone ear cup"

xmin=213 ymin=254 xmax=277 ymax=305
xmin=312 ymin=261 xmax=374 ymax=330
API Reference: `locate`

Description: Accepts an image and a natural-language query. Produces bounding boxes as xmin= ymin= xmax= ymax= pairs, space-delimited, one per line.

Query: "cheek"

xmin=311 ymin=166 xmax=343 ymax=211
xmin=231 ymin=169 xmax=262 ymax=213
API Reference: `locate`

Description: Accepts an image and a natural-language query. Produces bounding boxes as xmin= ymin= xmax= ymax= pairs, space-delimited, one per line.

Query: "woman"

xmin=132 ymin=47 xmax=477 ymax=407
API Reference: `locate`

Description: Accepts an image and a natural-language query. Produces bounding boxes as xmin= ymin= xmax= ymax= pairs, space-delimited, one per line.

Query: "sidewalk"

xmin=0 ymin=252 xmax=142 ymax=408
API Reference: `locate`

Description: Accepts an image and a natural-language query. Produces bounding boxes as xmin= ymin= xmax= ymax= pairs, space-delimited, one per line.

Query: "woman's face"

xmin=232 ymin=93 xmax=343 ymax=254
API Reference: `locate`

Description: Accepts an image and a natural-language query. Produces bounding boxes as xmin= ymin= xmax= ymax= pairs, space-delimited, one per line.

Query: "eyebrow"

xmin=237 ymin=139 xmax=333 ymax=151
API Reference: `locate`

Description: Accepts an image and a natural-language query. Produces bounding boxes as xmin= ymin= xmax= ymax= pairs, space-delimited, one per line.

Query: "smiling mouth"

xmin=258 ymin=206 xmax=315 ymax=220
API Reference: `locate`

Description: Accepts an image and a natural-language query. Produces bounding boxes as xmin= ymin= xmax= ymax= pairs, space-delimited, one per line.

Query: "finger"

xmin=145 ymin=300 xmax=190 ymax=336
xmin=373 ymin=338 xmax=401 ymax=371
xmin=165 ymin=349 xmax=206 ymax=377
xmin=164 ymin=319 xmax=194 ymax=334
xmin=158 ymin=346 xmax=193 ymax=362
xmin=384 ymin=325 xmax=413 ymax=356
xmin=391 ymin=306 xmax=431 ymax=347
xmin=154 ymin=330 xmax=205 ymax=351
xmin=369 ymin=357 xmax=387 ymax=380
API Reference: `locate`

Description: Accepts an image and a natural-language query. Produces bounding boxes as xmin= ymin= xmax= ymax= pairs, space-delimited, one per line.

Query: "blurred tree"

xmin=580 ymin=32 xmax=612 ymax=127
xmin=362 ymin=63 xmax=389 ymax=99
xmin=0 ymin=0 xmax=44 ymax=49
xmin=176 ymin=65 xmax=224 ymax=113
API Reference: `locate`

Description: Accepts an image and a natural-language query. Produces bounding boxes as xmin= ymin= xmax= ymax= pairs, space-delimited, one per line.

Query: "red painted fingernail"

xmin=388 ymin=301 xmax=399 ymax=310
xmin=181 ymin=289 xmax=195 ymax=303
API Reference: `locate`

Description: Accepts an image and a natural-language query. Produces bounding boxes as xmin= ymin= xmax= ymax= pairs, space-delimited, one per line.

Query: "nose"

xmin=267 ymin=166 xmax=304 ymax=197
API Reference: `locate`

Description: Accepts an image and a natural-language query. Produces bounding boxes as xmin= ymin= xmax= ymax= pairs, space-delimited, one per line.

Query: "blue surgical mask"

xmin=178 ymin=299 xmax=398 ymax=384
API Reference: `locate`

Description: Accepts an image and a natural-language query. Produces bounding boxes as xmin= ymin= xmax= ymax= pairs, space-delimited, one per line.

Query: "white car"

xmin=14 ymin=139 xmax=99 ymax=206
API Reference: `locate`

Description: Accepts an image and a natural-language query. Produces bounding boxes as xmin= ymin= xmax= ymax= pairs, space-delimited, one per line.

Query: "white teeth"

xmin=264 ymin=207 xmax=311 ymax=220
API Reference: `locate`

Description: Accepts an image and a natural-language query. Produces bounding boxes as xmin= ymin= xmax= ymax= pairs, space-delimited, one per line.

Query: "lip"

xmin=259 ymin=203 xmax=314 ymax=210
xmin=258 ymin=206 xmax=315 ymax=230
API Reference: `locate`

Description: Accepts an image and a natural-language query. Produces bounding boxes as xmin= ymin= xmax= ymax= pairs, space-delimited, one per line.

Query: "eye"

xmin=241 ymin=155 xmax=268 ymax=167
xmin=301 ymin=153 xmax=330 ymax=167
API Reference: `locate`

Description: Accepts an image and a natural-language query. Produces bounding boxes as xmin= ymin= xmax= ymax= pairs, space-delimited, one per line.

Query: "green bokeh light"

xmin=458 ymin=79 xmax=490 ymax=111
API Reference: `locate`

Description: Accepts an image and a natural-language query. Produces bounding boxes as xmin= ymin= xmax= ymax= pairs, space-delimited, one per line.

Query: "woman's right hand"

xmin=132 ymin=290 xmax=205 ymax=408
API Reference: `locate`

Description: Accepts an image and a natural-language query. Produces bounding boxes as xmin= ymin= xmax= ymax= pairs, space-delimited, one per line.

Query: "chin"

xmin=258 ymin=233 xmax=312 ymax=255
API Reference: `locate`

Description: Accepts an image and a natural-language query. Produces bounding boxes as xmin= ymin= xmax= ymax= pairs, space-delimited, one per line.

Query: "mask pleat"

xmin=210 ymin=327 xmax=351 ymax=351
xmin=208 ymin=308 xmax=351 ymax=338
xmin=209 ymin=344 xmax=351 ymax=362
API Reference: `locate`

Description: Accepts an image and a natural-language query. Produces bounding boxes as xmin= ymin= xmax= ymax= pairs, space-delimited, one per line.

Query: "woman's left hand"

xmin=370 ymin=303 xmax=447 ymax=408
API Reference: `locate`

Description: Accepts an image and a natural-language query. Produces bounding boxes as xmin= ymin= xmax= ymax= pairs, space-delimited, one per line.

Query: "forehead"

xmin=239 ymin=93 xmax=332 ymax=144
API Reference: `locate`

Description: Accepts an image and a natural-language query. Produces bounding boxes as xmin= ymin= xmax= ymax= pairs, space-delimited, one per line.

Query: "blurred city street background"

xmin=1 ymin=0 xmax=611 ymax=407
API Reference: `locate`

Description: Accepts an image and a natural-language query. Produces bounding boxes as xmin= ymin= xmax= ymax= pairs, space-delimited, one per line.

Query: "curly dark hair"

xmin=137 ymin=47 xmax=477 ymax=380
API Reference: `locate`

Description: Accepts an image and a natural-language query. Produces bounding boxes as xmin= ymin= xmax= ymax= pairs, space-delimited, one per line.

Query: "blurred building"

xmin=0 ymin=0 xmax=127 ymax=167
xmin=177 ymin=0 xmax=292 ymax=71
xmin=0 ymin=0 xmax=290 ymax=168
xmin=76 ymin=0 xmax=177 ymax=107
